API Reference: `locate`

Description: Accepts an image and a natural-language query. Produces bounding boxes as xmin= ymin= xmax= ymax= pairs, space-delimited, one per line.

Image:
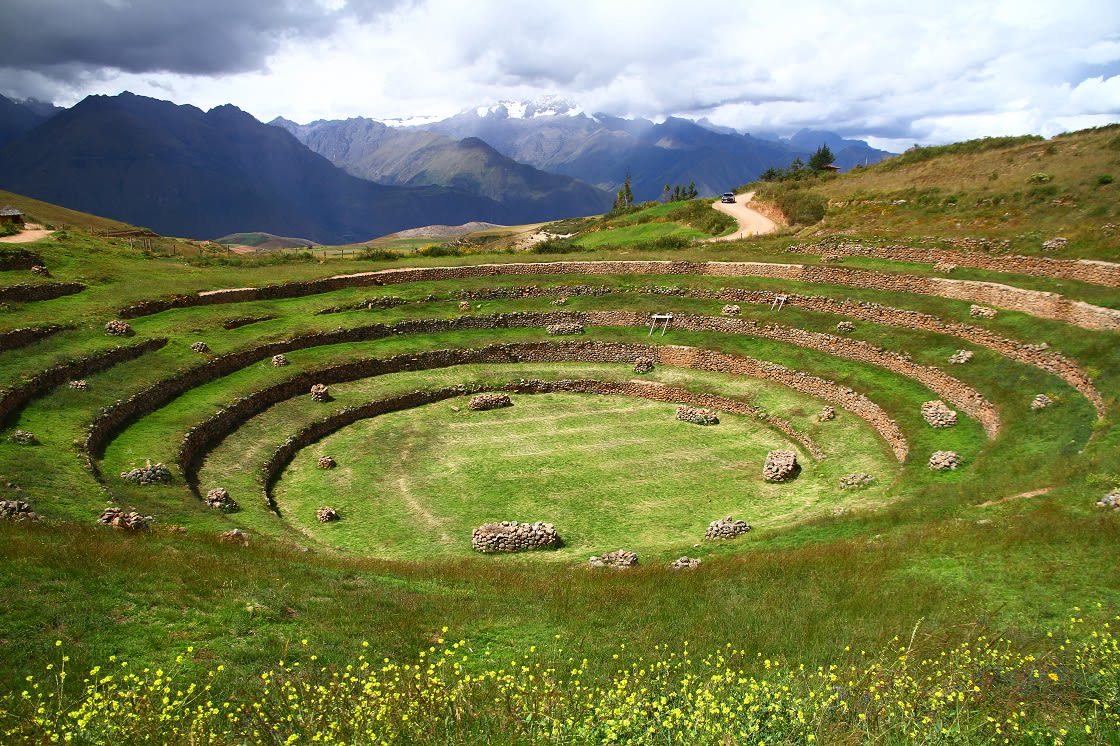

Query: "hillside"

xmin=0 ymin=126 xmax=1118 ymax=744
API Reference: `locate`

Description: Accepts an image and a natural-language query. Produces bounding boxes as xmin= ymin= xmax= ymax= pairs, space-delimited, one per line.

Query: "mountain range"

xmin=0 ymin=92 xmax=893 ymax=242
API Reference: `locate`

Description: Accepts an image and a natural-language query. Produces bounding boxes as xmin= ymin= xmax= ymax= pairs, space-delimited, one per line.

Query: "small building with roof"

xmin=0 ymin=206 xmax=24 ymax=227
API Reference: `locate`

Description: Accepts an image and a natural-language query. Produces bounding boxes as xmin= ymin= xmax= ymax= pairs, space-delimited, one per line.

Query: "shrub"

xmin=1098 ymin=174 xmax=1114 ymax=185
xmin=359 ymin=247 xmax=403 ymax=261
xmin=531 ymin=238 xmax=584 ymax=254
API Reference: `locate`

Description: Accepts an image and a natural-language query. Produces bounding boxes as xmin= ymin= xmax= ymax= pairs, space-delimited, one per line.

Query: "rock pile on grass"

xmin=1097 ymin=489 xmax=1120 ymax=511
xmin=457 ymin=300 xmax=472 ymax=311
xmin=818 ymin=406 xmax=835 ymax=422
xmin=969 ymin=305 xmax=997 ymax=319
xmin=97 ymin=507 xmax=152 ymax=530
xmin=30 ymin=265 xmax=50 ymax=277
xmin=705 ymin=516 xmax=751 ymax=540
xmin=921 ymin=400 xmax=958 ymax=428
xmin=1031 ymin=394 xmax=1053 ymax=411
xmin=1042 ymin=237 xmax=1069 ymax=251
xmin=9 ymin=429 xmax=37 ymax=445
xmin=670 ymin=556 xmax=702 ymax=570
xmin=933 ymin=260 xmax=957 ymax=273
xmin=190 ymin=341 xmax=210 ymax=353
xmin=104 ymin=319 xmax=133 ymax=336
xmin=220 ymin=528 xmax=249 ymax=544
xmin=69 ymin=379 xmax=88 ymax=390
xmin=949 ymin=349 xmax=974 ymax=364
xmin=763 ymin=450 xmax=799 ymax=482
xmin=120 ymin=461 xmax=172 ymax=484
xmin=317 ymin=456 xmax=336 ymax=469
xmin=317 ymin=506 xmax=340 ymax=523
xmin=840 ymin=473 xmax=875 ymax=489
xmin=589 ymin=549 xmax=638 ymax=568
xmin=836 ymin=321 xmax=855 ymax=333
xmin=310 ymin=383 xmax=330 ymax=402
xmin=205 ymin=487 xmax=239 ymax=513
xmin=546 ymin=322 xmax=584 ymax=336
xmin=928 ymin=451 xmax=961 ymax=470
xmin=0 ymin=499 xmax=38 ymax=521
xmin=271 ymin=354 xmax=288 ymax=367
xmin=471 ymin=521 xmax=560 ymax=553
xmin=633 ymin=356 xmax=654 ymax=374
xmin=721 ymin=304 xmax=741 ymax=316
xmin=468 ymin=393 xmax=512 ymax=411
xmin=676 ymin=406 xmax=719 ymax=425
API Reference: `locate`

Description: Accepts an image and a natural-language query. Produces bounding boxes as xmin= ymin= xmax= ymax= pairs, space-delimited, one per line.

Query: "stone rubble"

xmin=190 ymin=341 xmax=210 ymax=353
xmin=1042 ymin=237 xmax=1069 ymax=251
xmin=546 ymin=322 xmax=585 ymax=336
xmin=97 ymin=507 xmax=152 ymax=530
xmin=1031 ymin=394 xmax=1053 ymax=411
xmin=670 ymin=556 xmax=702 ymax=570
xmin=704 ymin=516 xmax=751 ymax=540
xmin=921 ymin=400 xmax=958 ymax=428
xmin=948 ymin=349 xmax=974 ymax=364
xmin=721 ymin=304 xmax=741 ymax=316
xmin=310 ymin=383 xmax=330 ymax=402
xmin=9 ymin=429 xmax=37 ymax=445
xmin=120 ymin=461 xmax=172 ymax=484
xmin=205 ymin=487 xmax=240 ymax=513
xmin=840 ymin=473 xmax=875 ymax=489
xmin=633 ymin=356 xmax=654 ymax=374
xmin=676 ymin=405 xmax=719 ymax=425
xmin=220 ymin=528 xmax=249 ymax=544
xmin=317 ymin=506 xmax=341 ymax=522
xmin=933 ymin=260 xmax=957 ymax=273
xmin=30 ymin=264 xmax=51 ymax=277
xmin=69 ymin=379 xmax=88 ymax=390
xmin=835 ymin=321 xmax=855 ymax=333
xmin=317 ymin=455 xmax=337 ymax=469
xmin=1097 ymin=489 xmax=1120 ymax=511
xmin=0 ymin=499 xmax=38 ymax=521
xmin=589 ymin=549 xmax=638 ymax=568
xmin=471 ymin=521 xmax=561 ymax=552
xmin=551 ymin=297 xmax=568 ymax=306
xmin=818 ymin=406 xmax=836 ymax=421
xmin=104 ymin=319 xmax=134 ymax=336
xmin=928 ymin=451 xmax=961 ymax=470
xmin=969 ymin=305 xmax=997 ymax=319
xmin=458 ymin=300 xmax=472 ymax=311
xmin=763 ymin=450 xmax=799 ymax=482
xmin=271 ymin=354 xmax=288 ymax=367
xmin=468 ymin=393 xmax=512 ymax=411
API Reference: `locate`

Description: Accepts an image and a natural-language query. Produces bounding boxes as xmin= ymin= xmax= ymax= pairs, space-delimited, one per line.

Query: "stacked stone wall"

xmin=0 ymin=282 xmax=85 ymax=303
xmin=0 ymin=250 xmax=44 ymax=271
xmin=0 ymin=324 xmax=70 ymax=352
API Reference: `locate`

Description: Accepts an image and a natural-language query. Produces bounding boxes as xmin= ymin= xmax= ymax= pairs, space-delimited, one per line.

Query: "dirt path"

xmin=0 ymin=224 xmax=52 ymax=243
xmin=708 ymin=192 xmax=778 ymax=241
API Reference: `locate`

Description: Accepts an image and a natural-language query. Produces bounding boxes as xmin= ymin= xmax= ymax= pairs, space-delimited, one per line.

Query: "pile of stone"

xmin=670 ymin=556 xmax=702 ymax=570
xmin=120 ymin=461 xmax=172 ymax=484
xmin=546 ymin=323 xmax=585 ymax=336
xmin=721 ymin=304 xmax=741 ymax=316
xmin=220 ymin=528 xmax=249 ymax=544
xmin=205 ymin=487 xmax=239 ymax=513
xmin=310 ymin=383 xmax=330 ymax=402
xmin=69 ymin=379 xmax=88 ymax=390
xmin=469 ymin=393 xmax=512 ymax=411
xmin=948 ymin=350 xmax=974 ymax=365
xmin=104 ymin=319 xmax=134 ymax=336
xmin=317 ymin=455 xmax=336 ymax=469
xmin=933 ymin=260 xmax=957 ymax=273
xmin=190 ymin=341 xmax=210 ymax=353
xmin=317 ymin=506 xmax=341 ymax=523
xmin=1031 ymin=394 xmax=1053 ymax=411
xmin=458 ymin=301 xmax=472 ymax=311
xmin=1097 ymin=489 xmax=1120 ymax=511
xmin=30 ymin=265 xmax=50 ymax=277
xmin=705 ymin=516 xmax=751 ymax=540
xmin=0 ymin=499 xmax=38 ymax=522
xmin=921 ymin=400 xmax=958 ymax=428
xmin=97 ymin=507 xmax=152 ymax=531
xmin=589 ymin=549 xmax=638 ymax=568
xmin=471 ymin=521 xmax=561 ymax=553
xmin=840 ymin=473 xmax=875 ymax=489
xmin=928 ymin=451 xmax=961 ymax=471
xmin=9 ymin=429 xmax=37 ymax=445
xmin=818 ymin=406 xmax=835 ymax=422
xmin=763 ymin=450 xmax=799 ymax=482
xmin=1042 ymin=237 xmax=1069 ymax=251
xmin=633 ymin=356 xmax=655 ymax=374
xmin=676 ymin=406 xmax=719 ymax=425
xmin=271 ymin=354 xmax=288 ymax=367
xmin=551 ymin=297 xmax=568 ymax=306
xmin=835 ymin=321 xmax=855 ymax=333
xmin=969 ymin=305 xmax=997 ymax=319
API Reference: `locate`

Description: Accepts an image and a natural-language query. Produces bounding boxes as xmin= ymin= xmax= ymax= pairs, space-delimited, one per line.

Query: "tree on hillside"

xmin=808 ymin=143 xmax=836 ymax=172
xmin=614 ymin=170 xmax=634 ymax=211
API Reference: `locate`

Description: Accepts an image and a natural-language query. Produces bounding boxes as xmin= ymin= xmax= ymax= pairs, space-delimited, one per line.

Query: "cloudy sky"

xmin=0 ymin=0 xmax=1117 ymax=150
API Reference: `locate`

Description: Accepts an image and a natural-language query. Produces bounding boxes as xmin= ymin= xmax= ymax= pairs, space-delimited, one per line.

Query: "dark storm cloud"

xmin=0 ymin=0 xmax=400 ymax=80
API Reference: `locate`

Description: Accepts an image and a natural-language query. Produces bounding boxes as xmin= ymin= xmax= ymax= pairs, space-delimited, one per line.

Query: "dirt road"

xmin=708 ymin=191 xmax=777 ymax=241
xmin=0 ymin=224 xmax=53 ymax=243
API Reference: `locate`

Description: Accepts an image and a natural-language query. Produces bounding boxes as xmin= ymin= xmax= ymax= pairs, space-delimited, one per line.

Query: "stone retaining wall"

xmin=0 ymin=250 xmax=44 ymax=271
xmin=0 ymin=324 xmax=70 ymax=353
xmin=0 ymin=282 xmax=85 ymax=304
xmin=791 ymin=241 xmax=1120 ymax=289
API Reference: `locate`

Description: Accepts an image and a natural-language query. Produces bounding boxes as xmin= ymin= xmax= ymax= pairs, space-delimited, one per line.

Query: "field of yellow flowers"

xmin=4 ymin=610 xmax=1117 ymax=745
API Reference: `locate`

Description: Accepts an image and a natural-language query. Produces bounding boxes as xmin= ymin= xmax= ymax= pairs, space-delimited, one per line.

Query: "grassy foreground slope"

xmin=0 ymin=127 xmax=1118 ymax=743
